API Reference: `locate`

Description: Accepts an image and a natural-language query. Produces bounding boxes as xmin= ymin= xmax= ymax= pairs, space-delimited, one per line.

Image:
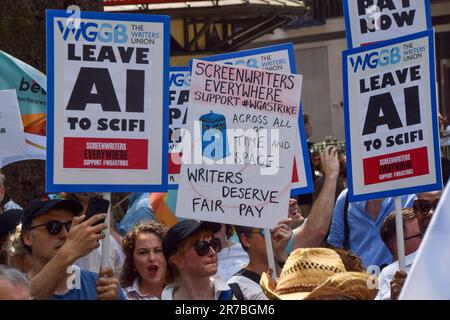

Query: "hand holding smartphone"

xmin=84 ymin=197 xmax=110 ymax=226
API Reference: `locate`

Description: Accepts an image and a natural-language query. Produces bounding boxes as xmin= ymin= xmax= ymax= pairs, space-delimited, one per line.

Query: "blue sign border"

xmin=46 ymin=9 xmax=170 ymax=192
xmin=189 ymin=43 xmax=314 ymax=196
xmin=343 ymin=0 xmax=432 ymax=49
xmin=168 ymin=66 xmax=189 ymax=190
xmin=343 ymin=29 xmax=442 ymax=202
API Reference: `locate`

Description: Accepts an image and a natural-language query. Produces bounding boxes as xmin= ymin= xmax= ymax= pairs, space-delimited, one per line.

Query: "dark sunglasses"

xmin=29 ymin=220 xmax=72 ymax=235
xmin=194 ymin=237 xmax=222 ymax=256
xmin=413 ymin=199 xmax=439 ymax=216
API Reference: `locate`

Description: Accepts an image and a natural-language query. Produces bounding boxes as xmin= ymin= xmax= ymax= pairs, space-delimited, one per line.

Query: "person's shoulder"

xmin=161 ymin=282 xmax=177 ymax=300
xmin=335 ymin=189 xmax=348 ymax=205
xmin=378 ymin=260 xmax=398 ymax=279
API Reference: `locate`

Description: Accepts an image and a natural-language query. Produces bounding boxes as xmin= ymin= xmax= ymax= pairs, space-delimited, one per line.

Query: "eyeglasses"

xmin=413 ymin=199 xmax=440 ymax=216
xmin=404 ymin=233 xmax=422 ymax=241
xmin=194 ymin=237 xmax=222 ymax=256
xmin=28 ymin=220 xmax=72 ymax=235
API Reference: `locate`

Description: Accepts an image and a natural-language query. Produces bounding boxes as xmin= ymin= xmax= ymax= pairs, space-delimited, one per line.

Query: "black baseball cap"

xmin=0 ymin=209 xmax=23 ymax=238
xmin=21 ymin=199 xmax=83 ymax=228
xmin=162 ymin=219 xmax=221 ymax=261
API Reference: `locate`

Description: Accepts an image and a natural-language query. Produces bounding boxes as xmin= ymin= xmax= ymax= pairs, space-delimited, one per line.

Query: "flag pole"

xmin=394 ymin=196 xmax=406 ymax=271
xmin=264 ymin=229 xmax=277 ymax=280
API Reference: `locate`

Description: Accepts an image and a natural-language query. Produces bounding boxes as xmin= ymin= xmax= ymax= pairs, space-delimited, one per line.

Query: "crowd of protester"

xmin=0 ymin=135 xmax=447 ymax=300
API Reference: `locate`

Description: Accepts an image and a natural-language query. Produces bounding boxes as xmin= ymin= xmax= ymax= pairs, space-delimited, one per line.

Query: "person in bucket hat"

xmin=260 ymin=248 xmax=377 ymax=300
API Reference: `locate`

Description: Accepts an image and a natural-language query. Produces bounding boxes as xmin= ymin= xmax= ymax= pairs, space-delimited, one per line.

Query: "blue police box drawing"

xmin=200 ymin=111 xmax=230 ymax=160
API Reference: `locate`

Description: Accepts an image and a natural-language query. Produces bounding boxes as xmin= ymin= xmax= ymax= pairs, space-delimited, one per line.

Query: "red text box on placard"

xmin=63 ymin=137 xmax=148 ymax=169
xmin=363 ymin=147 xmax=429 ymax=185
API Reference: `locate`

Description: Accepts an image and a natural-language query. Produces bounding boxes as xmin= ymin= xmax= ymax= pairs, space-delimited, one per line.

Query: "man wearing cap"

xmin=161 ymin=219 xmax=234 ymax=300
xmin=21 ymin=198 xmax=126 ymax=300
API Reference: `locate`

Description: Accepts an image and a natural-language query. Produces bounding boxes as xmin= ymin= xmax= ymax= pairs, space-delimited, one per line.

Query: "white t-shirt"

xmin=227 ymin=270 xmax=268 ymax=300
xmin=217 ymin=242 xmax=249 ymax=282
xmin=375 ymin=251 xmax=417 ymax=300
xmin=75 ymin=235 xmax=125 ymax=278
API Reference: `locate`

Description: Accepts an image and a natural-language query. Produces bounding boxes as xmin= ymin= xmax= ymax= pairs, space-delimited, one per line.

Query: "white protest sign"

xmin=0 ymin=90 xmax=27 ymax=158
xmin=343 ymin=30 xmax=441 ymax=201
xmin=198 ymin=43 xmax=313 ymax=196
xmin=176 ymin=60 xmax=302 ymax=228
xmin=46 ymin=10 xmax=169 ymax=192
xmin=168 ymin=67 xmax=190 ymax=187
xmin=343 ymin=0 xmax=431 ymax=48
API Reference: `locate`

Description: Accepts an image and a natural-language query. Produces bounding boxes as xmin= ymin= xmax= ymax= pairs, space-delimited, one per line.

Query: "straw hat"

xmin=305 ymin=272 xmax=378 ymax=300
xmin=260 ymin=248 xmax=377 ymax=300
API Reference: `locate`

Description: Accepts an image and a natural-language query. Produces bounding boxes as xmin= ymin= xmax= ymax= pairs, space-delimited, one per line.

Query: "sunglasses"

xmin=194 ymin=237 xmax=222 ymax=256
xmin=29 ymin=220 xmax=72 ymax=235
xmin=413 ymin=199 xmax=440 ymax=216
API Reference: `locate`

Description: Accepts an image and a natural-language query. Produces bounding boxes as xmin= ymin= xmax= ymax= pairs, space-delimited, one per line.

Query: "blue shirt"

xmin=327 ymin=189 xmax=416 ymax=268
xmin=51 ymin=270 xmax=127 ymax=300
xmin=118 ymin=193 xmax=155 ymax=236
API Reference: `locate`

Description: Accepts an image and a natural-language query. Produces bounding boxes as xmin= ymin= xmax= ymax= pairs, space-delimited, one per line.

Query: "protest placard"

xmin=46 ymin=10 xmax=169 ymax=192
xmin=176 ymin=60 xmax=303 ymax=228
xmin=343 ymin=0 xmax=431 ymax=48
xmin=0 ymin=51 xmax=46 ymax=167
xmin=168 ymin=67 xmax=190 ymax=188
xmin=343 ymin=30 xmax=441 ymax=201
xmin=0 ymin=90 xmax=27 ymax=158
xmin=198 ymin=43 xmax=313 ymax=196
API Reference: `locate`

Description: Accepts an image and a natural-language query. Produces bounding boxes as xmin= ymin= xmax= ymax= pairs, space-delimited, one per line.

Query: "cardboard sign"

xmin=0 ymin=90 xmax=27 ymax=158
xmin=46 ymin=10 xmax=169 ymax=192
xmin=343 ymin=30 xmax=441 ymax=201
xmin=0 ymin=51 xmax=46 ymax=167
xmin=176 ymin=60 xmax=303 ymax=228
xmin=197 ymin=43 xmax=313 ymax=196
xmin=343 ymin=0 xmax=431 ymax=48
xmin=168 ymin=67 xmax=190 ymax=188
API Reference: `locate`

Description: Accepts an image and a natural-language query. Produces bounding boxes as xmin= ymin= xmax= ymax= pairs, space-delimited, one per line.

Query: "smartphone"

xmin=84 ymin=197 xmax=110 ymax=226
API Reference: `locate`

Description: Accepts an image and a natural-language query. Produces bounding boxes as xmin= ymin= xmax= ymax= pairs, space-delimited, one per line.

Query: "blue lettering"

xmin=170 ymin=73 xmax=191 ymax=87
xmin=350 ymin=46 xmax=401 ymax=72
xmin=56 ymin=20 xmax=128 ymax=43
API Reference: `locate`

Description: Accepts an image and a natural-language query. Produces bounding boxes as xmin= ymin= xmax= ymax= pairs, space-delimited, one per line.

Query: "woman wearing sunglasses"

xmin=161 ymin=219 xmax=234 ymax=300
xmin=121 ymin=221 xmax=168 ymax=300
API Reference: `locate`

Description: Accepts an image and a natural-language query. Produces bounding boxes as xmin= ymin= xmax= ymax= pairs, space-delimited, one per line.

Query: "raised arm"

xmin=293 ymin=146 xmax=340 ymax=248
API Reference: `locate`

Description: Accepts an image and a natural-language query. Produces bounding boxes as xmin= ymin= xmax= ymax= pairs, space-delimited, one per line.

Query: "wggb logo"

xmin=57 ymin=20 xmax=128 ymax=43
xmin=350 ymin=46 xmax=401 ymax=73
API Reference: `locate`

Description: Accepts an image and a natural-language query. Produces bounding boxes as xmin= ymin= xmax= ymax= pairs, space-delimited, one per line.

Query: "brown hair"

xmin=380 ymin=208 xmax=417 ymax=254
xmin=330 ymin=247 xmax=365 ymax=272
xmin=166 ymin=228 xmax=214 ymax=283
xmin=120 ymin=221 xmax=168 ymax=288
